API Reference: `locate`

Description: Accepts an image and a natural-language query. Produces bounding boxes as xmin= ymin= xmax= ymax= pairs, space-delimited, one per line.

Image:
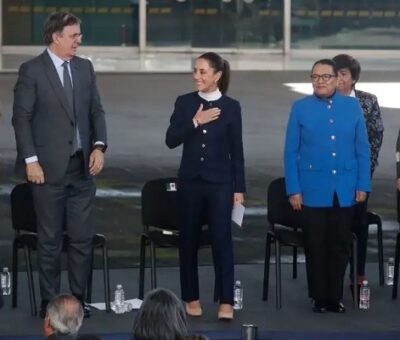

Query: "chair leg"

xmin=292 ymin=245 xmax=298 ymax=279
xmin=213 ymin=276 xmax=218 ymax=303
xmin=150 ymin=241 xmax=157 ymax=289
xmin=24 ymin=246 xmax=37 ymax=316
xmin=12 ymin=240 xmax=19 ymax=308
xmin=377 ymin=219 xmax=384 ymax=286
xmin=86 ymin=249 xmax=95 ymax=303
xmin=352 ymin=235 xmax=358 ymax=309
xmin=263 ymin=233 xmax=273 ymax=301
xmin=102 ymin=244 xmax=111 ymax=312
xmin=275 ymin=239 xmax=282 ymax=309
xmin=138 ymin=235 xmax=147 ymax=299
xmin=392 ymin=232 xmax=400 ymax=299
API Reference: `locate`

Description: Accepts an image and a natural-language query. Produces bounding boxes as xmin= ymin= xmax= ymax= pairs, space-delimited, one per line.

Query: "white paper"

xmin=232 ymin=203 xmax=245 ymax=227
xmin=90 ymin=298 xmax=143 ymax=311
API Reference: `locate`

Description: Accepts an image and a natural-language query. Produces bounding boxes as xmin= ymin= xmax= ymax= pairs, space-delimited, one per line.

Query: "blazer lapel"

xmin=41 ymin=50 xmax=75 ymax=122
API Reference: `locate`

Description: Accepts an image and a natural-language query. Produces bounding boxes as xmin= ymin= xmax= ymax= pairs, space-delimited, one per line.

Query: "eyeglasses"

xmin=310 ymin=74 xmax=336 ymax=82
xmin=58 ymin=32 xmax=83 ymax=40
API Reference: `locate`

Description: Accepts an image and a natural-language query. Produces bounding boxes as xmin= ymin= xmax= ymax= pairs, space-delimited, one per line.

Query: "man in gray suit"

xmin=12 ymin=12 xmax=107 ymax=318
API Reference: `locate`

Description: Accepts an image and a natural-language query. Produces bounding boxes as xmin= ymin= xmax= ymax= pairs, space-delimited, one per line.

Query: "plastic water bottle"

xmin=1 ymin=267 xmax=11 ymax=296
xmin=359 ymin=280 xmax=370 ymax=310
xmin=112 ymin=284 xmax=125 ymax=314
xmin=233 ymin=280 xmax=243 ymax=310
xmin=386 ymin=257 xmax=395 ymax=286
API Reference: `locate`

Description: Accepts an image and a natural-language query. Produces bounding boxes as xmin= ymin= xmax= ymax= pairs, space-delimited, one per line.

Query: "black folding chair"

xmin=392 ymin=190 xmax=400 ymax=299
xmin=262 ymin=177 xmax=358 ymax=309
xmin=10 ymin=183 xmax=111 ymax=315
xmin=138 ymin=177 xmax=217 ymax=301
xmin=366 ymin=211 xmax=384 ymax=286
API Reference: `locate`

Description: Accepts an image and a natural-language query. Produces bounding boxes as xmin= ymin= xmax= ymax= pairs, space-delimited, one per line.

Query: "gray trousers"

xmin=31 ymin=153 xmax=96 ymax=301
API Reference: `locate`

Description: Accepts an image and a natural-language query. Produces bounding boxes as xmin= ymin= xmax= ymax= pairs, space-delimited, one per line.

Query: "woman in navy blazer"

xmin=284 ymin=59 xmax=371 ymax=313
xmin=166 ymin=52 xmax=245 ymax=320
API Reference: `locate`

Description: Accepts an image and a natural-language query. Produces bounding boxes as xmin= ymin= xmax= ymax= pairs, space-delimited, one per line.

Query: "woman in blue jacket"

xmin=166 ymin=52 xmax=245 ymax=320
xmin=284 ymin=59 xmax=371 ymax=313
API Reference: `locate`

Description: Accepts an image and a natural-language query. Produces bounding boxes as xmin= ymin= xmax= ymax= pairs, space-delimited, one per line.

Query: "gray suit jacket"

xmin=12 ymin=50 xmax=107 ymax=184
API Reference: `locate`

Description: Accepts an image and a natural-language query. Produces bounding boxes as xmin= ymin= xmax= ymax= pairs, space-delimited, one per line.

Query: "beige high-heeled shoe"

xmin=185 ymin=300 xmax=203 ymax=317
xmin=218 ymin=303 xmax=233 ymax=320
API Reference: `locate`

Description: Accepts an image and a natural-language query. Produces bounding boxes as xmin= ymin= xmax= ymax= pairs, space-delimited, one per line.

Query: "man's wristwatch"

xmin=93 ymin=144 xmax=107 ymax=153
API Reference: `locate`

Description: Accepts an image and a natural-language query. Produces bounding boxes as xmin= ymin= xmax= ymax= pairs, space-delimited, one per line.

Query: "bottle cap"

xmin=235 ymin=280 xmax=241 ymax=284
xmin=116 ymin=284 xmax=122 ymax=289
xmin=3 ymin=267 xmax=8 ymax=271
xmin=362 ymin=280 xmax=368 ymax=285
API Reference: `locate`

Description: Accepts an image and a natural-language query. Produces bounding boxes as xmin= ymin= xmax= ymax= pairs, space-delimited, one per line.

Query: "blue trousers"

xmin=178 ymin=178 xmax=234 ymax=304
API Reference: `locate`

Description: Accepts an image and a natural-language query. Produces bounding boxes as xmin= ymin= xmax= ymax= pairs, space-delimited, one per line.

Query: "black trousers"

xmin=31 ymin=153 xmax=96 ymax=301
xmin=302 ymin=195 xmax=354 ymax=303
xmin=178 ymin=178 xmax=234 ymax=304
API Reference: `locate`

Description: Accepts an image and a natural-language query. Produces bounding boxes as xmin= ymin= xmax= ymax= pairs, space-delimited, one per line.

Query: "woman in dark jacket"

xmin=166 ymin=52 xmax=245 ymax=320
xmin=333 ymin=54 xmax=384 ymax=288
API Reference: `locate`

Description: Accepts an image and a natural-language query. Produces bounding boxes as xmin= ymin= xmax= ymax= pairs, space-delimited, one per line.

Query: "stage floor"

xmin=1 ymin=263 xmax=399 ymax=339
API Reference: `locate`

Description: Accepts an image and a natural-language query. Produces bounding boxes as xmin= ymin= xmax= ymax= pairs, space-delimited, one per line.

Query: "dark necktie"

xmin=62 ymin=61 xmax=80 ymax=154
xmin=62 ymin=61 xmax=74 ymax=112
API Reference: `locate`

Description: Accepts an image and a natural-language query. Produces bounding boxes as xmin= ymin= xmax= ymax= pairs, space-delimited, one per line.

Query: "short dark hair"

xmin=197 ymin=52 xmax=230 ymax=95
xmin=132 ymin=288 xmax=187 ymax=340
xmin=332 ymin=54 xmax=361 ymax=83
xmin=43 ymin=12 xmax=81 ymax=45
xmin=311 ymin=58 xmax=338 ymax=76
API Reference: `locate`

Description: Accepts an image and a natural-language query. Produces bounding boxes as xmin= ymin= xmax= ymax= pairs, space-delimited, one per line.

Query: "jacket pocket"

xmin=299 ymin=159 xmax=322 ymax=171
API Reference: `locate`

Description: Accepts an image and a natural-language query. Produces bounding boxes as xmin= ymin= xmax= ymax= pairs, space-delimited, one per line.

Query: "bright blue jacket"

xmin=166 ymin=92 xmax=246 ymax=193
xmin=284 ymin=91 xmax=371 ymax=207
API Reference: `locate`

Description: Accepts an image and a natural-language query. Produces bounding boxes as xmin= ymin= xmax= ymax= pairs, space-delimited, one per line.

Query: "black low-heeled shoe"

xmin=312 ymin=300 xmax=327 ymax=313
xmin=328 ymin=301 xmax=346 ymax=313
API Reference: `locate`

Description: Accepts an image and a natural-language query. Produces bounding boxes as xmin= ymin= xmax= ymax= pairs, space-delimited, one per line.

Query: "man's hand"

xmin=89 ymin=149 xmax=105 ymax=176
xmin=233 ymin=192 xmax=244 ymax=205
xmin=289 ymin=194 xmax=303 ymax=211
xmin=26 ymin=162 xmax=45 ymax=184
xmin=193 ymin=104 xmax=221 ymax=125
xmin=356 ymin=191 xmax=367 ymax=203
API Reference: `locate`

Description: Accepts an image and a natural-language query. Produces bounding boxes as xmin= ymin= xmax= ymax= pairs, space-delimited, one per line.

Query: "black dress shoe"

xmin=39 ymin=299 xmax=49 ymax=319
xmin=312 ymin=300 xmax=327 ymax=313
xmin=73 ymin=294 xmax=92 ymax=318
xmin=81 ymin=301 xmax=92 ymax=318
xmin=328 ymin=301 xmax=346 ymax=313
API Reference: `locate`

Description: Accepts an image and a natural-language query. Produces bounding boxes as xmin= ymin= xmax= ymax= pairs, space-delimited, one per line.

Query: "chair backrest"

xmin=397 ymin=190 xmax=400 ymax=224
xmin=141 ymin=177 xmax=180 ymax=231
xmin=10 ymin=183 xmax=37 ymax=233
xmin=267 ymin=177 xmax=305 ymax=228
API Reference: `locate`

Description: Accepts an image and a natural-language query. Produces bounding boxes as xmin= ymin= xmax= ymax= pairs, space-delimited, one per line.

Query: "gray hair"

xmin=46 ymin=294 xmax=84 ymax=336
xmin=133 ymin=288 xmax=187 ymax=340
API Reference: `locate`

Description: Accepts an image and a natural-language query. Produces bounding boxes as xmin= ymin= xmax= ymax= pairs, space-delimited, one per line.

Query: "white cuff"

xmin=94 ymin=141 xmax=105 ymax=146
xmin=25 ymin=156 xmax=38 ymax=164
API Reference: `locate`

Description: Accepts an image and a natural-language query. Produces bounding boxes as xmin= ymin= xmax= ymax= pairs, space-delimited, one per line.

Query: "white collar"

xmin=350 ymin=89 xmax=356 ymax=98
xmin=198 ymin=89 xmax=222 ymax=102
xmin=47 ymin=48 xmax=70 ymax=68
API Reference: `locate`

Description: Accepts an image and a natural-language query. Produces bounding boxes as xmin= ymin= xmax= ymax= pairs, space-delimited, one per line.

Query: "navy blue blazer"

xmin=166 ymin=92 xmax=246 ymax=193
xmin=284 ymin=91 xmax=371 ymax=207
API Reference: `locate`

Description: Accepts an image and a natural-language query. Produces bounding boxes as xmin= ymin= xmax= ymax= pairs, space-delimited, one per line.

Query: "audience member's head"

xmin=185 ymin=336 xmax=209 ymax=340
xmin=44 ymin=294 xmax=84 ymax=339
xmin=132 ymin=288 xmax=187 ymax=340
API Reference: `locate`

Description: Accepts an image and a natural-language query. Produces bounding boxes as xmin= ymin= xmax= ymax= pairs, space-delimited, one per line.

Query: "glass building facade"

xmin=2 ymin=0 xmax=400 ymax=50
